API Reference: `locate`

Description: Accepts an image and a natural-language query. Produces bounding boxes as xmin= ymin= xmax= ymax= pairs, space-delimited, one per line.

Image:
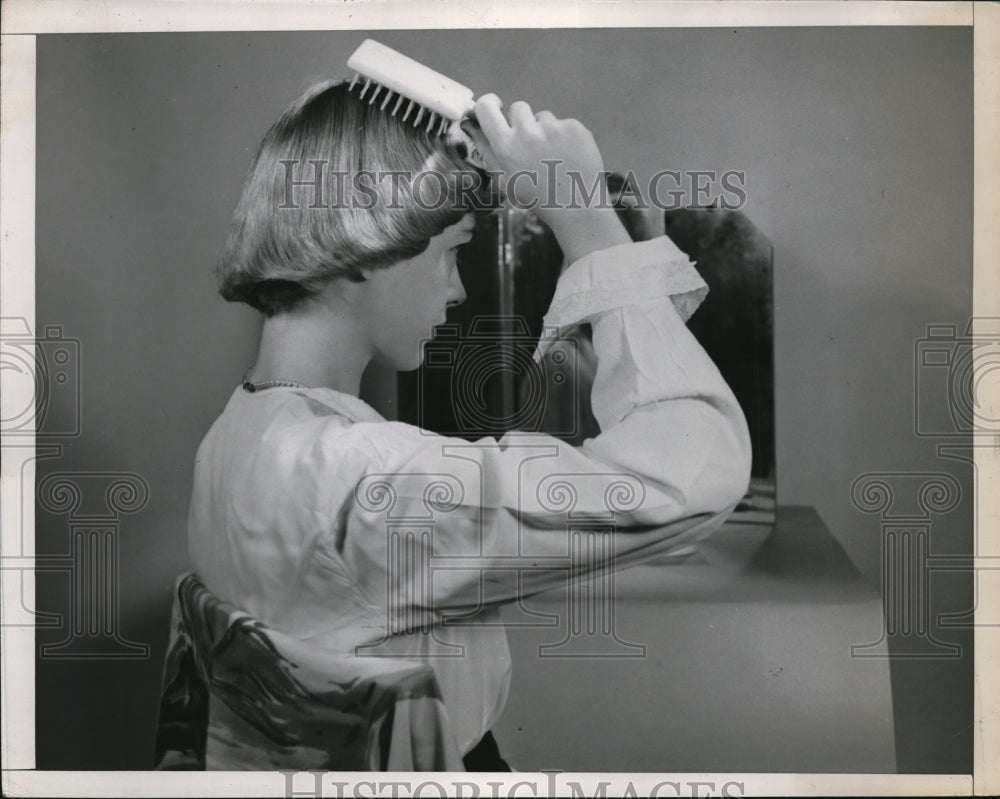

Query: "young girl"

xmin=188 ymin=79 xmax=751 ymax=770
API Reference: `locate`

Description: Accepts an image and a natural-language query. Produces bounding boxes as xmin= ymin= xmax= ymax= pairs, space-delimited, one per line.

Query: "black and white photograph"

xmin=1 ymin=1 xmax=997 ymax=796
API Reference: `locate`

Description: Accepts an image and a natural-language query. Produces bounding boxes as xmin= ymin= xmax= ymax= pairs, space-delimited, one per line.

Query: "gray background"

xmin=34 ymin=28 xmax=973 ymax=771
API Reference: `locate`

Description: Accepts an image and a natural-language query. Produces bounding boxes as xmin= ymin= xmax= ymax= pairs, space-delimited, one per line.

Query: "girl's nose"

xmin=447 ymin=270 xmax=467 ymax=308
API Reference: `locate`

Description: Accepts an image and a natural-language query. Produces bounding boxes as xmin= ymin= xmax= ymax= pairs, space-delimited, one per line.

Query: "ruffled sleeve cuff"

xmin=535 ymin=235 xmax=709 ymax=360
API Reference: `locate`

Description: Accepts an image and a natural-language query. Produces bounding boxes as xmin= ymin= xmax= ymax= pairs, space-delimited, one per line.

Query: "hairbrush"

xmin=347 ymin=39 xmax=478 ymax=137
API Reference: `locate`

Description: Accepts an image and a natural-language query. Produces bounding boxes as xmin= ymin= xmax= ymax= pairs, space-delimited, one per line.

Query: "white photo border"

xmin=1 ymin=1 xmax=996 ymax=796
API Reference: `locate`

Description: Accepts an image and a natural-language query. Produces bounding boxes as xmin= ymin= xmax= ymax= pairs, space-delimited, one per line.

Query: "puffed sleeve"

xmin=335 ymin=235 xmax=752 ymax=623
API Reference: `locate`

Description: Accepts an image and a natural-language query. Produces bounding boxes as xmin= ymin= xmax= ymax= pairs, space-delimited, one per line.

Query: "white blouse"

xmin=187 ymin=235 xmax=752 ymax=755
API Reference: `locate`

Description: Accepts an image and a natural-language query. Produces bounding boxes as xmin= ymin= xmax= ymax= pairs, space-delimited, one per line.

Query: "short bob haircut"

xmin=217 ymin=79 xmax=493 ymax=316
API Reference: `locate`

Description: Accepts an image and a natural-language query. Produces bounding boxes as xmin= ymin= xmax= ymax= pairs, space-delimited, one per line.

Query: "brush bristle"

xmin=349 ymin=73 xmax=445 ymax=133
xmin=346 ymin=39 xmax=476 ymax=135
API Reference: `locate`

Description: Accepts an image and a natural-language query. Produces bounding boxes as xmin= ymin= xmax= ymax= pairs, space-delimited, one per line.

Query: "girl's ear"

xmin=316 ymin=273 xmax=364 ymax=310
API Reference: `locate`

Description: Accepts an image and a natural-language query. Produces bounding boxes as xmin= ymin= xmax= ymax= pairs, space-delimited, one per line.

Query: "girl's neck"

xmin=249 ymin=302 xmax=373 ymax=396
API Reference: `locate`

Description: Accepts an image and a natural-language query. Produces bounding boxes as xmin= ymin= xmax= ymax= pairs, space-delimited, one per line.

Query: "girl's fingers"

xmin=534 ymin=110 xmax=556 ymax=124
xmin=472 ymin=94 xmax=510 ymax=150
xmin=508 ymin=100 xmax=539 ymax=133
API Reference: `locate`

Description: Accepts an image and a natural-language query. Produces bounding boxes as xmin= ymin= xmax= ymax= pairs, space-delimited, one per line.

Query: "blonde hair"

xmin=217 ymin=79 xmax=491 ymax=316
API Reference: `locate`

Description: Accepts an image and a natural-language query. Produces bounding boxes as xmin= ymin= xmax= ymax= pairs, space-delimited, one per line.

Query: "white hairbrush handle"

xmin=347 ymin=39 xmax=477 ymax=134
